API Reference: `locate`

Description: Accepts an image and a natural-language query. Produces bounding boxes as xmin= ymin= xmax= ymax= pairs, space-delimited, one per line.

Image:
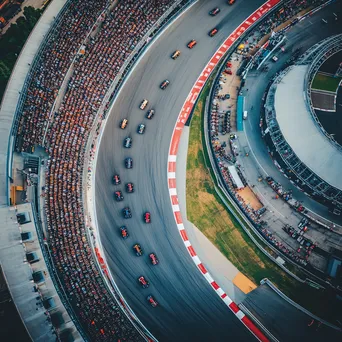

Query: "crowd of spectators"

xmin=16 ymin=0 xmax=108 ymax=152
xmin=15 ymin=0 xmax=188 ymax=340
xmin=208 ymin=0 xmax=323 ymax=270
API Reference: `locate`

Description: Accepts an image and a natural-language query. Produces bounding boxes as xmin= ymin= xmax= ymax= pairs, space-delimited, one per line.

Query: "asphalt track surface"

xmin=95 ymin=0 xmax=266 ymax=341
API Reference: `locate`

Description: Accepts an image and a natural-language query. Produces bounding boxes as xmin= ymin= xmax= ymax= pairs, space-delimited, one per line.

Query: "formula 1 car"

xmin=137 ymin=124 xmax=146 ymax=134
xmin=125 ymin=157 xmax=133 ymax=169
xmin=146 ymin=109 xmax=155 ymax=119
xmin=113 ymin=174 xmax=121 ymax=185
xmin=209 ymin=28 xmax=218 ymax=37
xmin=171 ymin=50 xmax=180 ymax=59
xmin=147 ymin=295 xmax=158 ymax=307
xmin=144 ymin=212 xmax=151 ymax=223
xmin=126 ymin=182 xmax=134 ymax=193
xmin=138 ymin=276 xmax=150 ymax=289
xmin=149 ymin=253 xmax=159 ymax=265
xmin=123 ymin=207 xmax=132 ymax=219
xmin=120 ymin=226 xmax=129 ymax=239
xmin=160 ymin=80 xmax=170 ymax=90
xmin=124 ymin=137 xmax=132 ymax=148
xmin=209 ymin=7 xmax=220 ymax=16
xmin=187 ymin=40 xmax=197 ymax=49
xmin=114 ymin=191 xmax=124 ymax=201
xmin=120 ymin=119 xmax=128 ymax=129
xmin=133 ymin=244 xmax=143 ymax=256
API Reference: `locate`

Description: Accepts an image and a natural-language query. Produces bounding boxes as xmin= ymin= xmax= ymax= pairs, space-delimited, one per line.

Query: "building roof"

xmin=275 ymin=65 xmax=342 ymax=191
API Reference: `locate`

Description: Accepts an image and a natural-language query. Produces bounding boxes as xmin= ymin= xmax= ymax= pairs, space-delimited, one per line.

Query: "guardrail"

xmin=304 ymin=34 xmax=342 ymax=152
xmin=81 ymin=1 xmax=199 ymax=341
xmin=260 ymin=278 xmax=342 ymax=331
xmin=203 ymin=7 xmax=342 ymax=287
xmin=202 ymin=3 xmax=315 ymax=284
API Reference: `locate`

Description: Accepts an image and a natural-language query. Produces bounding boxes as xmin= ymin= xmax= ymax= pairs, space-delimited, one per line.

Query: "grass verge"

xmin=312 ymin=73 xmax=342 ymax=93
xmin=186 ymin=78 xmax=341 ymax=322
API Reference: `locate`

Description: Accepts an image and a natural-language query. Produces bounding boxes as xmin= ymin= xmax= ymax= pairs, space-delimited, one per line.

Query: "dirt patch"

xmin=237 ymin=187 xmax=263 ymax=211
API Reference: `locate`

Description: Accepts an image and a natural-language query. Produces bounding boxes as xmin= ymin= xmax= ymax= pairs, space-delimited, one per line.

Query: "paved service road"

xmin=243 ymin=1 xmax=342 ymax=226
xmin=95 ymin=0 xmax=265 ymax=340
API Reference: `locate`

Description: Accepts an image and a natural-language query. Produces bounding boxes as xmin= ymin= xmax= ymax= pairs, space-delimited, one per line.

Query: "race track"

xmin=95 ymin=0 xmax=265 ymax=340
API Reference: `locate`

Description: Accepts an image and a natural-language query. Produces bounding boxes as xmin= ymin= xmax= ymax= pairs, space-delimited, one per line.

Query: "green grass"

xmin=312 ymin=73 xmax=342 ymax=93
xmin=186 ymin=76 xmax=342 ymax=322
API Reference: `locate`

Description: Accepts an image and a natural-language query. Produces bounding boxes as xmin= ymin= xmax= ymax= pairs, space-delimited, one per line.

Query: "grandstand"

xmin=264 ymin=34 xmax=342 ymax=211
xmin=2 ymin=0 xmax=195 ymax=340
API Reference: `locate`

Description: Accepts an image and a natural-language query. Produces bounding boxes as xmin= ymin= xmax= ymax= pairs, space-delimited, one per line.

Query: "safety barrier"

xmin=166 ymin=1 xmax=289 ymax=341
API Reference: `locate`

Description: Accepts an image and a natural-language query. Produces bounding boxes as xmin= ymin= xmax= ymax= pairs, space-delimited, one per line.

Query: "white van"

xmin=243 ymin=111 xmax=248 ymax=120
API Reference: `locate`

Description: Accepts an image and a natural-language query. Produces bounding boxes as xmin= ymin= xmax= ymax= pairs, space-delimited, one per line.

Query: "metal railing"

xmin=304 ymin=34 xmax=342 ymax=152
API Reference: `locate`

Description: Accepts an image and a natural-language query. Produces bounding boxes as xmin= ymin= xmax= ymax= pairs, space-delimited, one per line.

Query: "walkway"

xmin=0 ymin=0 xmax=68 ymax=206
xmin=176 ymin=125 xmax=254 ymax=303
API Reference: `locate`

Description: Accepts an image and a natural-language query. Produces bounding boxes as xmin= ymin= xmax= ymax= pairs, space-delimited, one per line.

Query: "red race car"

xmin=133 ymin=244 xmax=143 ymax=256
xmin=120 ymin=226 xmax=129 ymax=239
xmin=147 ymin=295 xmax=158 ymax=307
xmin=138 ymin=276 xmax=150 ymax=289
xmin=126 ymin=182 xmax=134 ymax=193
xmin=144 ymin=212 xmax=151 ymax=223
xmin=149 ymin=253 xmax=159 ymax=265
xmin=114 ymin=190 xmax=124 ymax=201
xmin=113 ymin=174 xmax=120 ymax=185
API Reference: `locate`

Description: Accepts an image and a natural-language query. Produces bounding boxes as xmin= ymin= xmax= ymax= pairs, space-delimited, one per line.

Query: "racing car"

xmin=123 ymin=207 xmax=132 ymax=219
xmin=133 ymin=244 xmax=143 ymax=256
xmin=120 ymin=226 xmax=129 ymax=239
xmin=146 ymin=109 xmax=155 ymax=119
xmin=171 ymin=50 xmax=180 ymax=59
xmin=138 ymin=276 xmax=150 ymax=288
xmin=209 ymin=7 xmax=220 ymax=16
xmin=120 ymin=119 xmax=128 ymax=129
xmin=125 ymin=157 xmax=133 ymax=169
xmin=126 ymin=182 xmax=134 ymax=193
xmin=209 ymin=28 xmax=218 ymax=37
xmin=137 ymin=124 xmax=146 ymax=134
xmin=114 ymin=190 xmax=124 ymax=201
xmin=187 ymin=39 xmax=197 ymax=49
xmin=124 ymin=137 xmax=132 ymax=148
xmin=147 ymin=295 xmax=158 ymax=307
xmin=149 ymin=253 xmax=159 ymax=265
xmin=144 ymin=212 xmax=151 ymax=223
xmin=160 ymin=80 xmax=170 ymax=90
xmin=113 ymin=174 xmax=121 ymax=185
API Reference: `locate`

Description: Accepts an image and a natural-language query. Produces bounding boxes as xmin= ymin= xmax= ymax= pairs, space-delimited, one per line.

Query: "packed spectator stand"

xmin=14 ymin=0 xmax=187 ymax=340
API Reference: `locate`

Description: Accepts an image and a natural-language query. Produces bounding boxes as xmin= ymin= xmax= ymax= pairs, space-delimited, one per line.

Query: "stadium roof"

xmin=275 ymin=65 xmax=342 ymax=191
